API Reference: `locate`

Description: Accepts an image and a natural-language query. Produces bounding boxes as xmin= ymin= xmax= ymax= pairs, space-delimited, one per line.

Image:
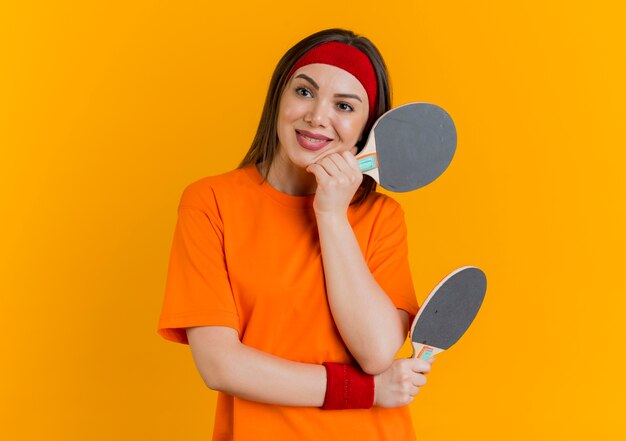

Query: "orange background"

xmin=1 ymin=1 xmax=624 ymax=439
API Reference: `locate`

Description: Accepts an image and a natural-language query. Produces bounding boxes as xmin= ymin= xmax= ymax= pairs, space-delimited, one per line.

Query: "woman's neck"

xmin=259 ymin=159 xmax=317 ymax=196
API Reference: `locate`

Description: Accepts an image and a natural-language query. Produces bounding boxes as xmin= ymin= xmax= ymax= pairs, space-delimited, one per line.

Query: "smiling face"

xmin=272 ymin=63 xmax=369 ymax=185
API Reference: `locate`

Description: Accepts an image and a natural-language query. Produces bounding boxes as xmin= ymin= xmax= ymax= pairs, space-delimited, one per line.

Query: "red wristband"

xmin=322 ymin=362 xmax=375 ymax=410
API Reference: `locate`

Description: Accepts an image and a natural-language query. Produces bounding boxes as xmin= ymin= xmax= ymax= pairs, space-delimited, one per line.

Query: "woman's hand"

xmin=306 ymin=148 xmax=362 ymax=216
xmin=373 ymin=357 xmax=435 ymax=408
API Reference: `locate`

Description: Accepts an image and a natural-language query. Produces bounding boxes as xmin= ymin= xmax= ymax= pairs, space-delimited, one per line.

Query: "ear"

xmin=350 ymin=147 xmax=358 ymax=156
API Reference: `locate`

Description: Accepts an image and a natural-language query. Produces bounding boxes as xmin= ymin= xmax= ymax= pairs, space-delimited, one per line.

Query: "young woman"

xmin=158 ymin=28 xmax=433 ymax=440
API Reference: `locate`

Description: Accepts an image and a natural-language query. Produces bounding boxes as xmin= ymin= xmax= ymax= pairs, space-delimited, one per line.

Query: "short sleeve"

xmin=157 ymin=185 xmax=240 ymax=344
xmin=366 ymin=199 xmax=419 ymax=322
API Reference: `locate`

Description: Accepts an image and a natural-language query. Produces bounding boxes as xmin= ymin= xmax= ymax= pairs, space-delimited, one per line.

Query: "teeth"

xmin=302 ymin=134 xmax=328 ymax=143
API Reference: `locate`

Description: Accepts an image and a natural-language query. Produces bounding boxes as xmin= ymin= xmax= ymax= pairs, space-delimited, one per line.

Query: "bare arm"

xmin=186 ymin=326 xmax=431 ymax=407
xmin=307 ymin=152 xmax=409 ymax=374
xmin=316 ymin=213 xmax=409 ymax=374
xmin=186 ymin=326 xmax=326 ymax=406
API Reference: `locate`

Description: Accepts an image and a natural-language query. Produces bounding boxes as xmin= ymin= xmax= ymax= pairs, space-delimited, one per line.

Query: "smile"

xmin=295 ymin=130 xmax=333 ymax=151
xmin=302 ymin=134 xmax=327 ymax=142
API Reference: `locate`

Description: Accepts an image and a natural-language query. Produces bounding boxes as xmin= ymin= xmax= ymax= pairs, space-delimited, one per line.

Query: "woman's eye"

xmin=337 ymin=102 xmax=354 ymax=112
xmin=296 ymin=87 xmax=312 ymax=97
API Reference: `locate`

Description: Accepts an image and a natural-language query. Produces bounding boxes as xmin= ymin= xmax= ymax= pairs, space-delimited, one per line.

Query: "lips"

xmin=295 ymin=130 xmax=333 ymax=151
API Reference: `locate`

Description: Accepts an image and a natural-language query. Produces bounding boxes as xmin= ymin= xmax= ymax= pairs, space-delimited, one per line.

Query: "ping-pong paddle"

xmin=356 ymin=102 xmax=457 ymax=192
xmin=411 ymin=266 xmax=487 ymax=360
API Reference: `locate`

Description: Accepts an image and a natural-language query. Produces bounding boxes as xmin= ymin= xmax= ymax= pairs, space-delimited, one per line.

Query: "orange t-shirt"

xmin=158 ymin=165 xmax=419 ymax=441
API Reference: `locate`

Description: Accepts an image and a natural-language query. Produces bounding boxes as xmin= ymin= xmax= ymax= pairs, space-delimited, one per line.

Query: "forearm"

xmin=316 ymin=213 xmax=408 ymax=374
xmin=187 ymin=326 xmax=326 ymax=407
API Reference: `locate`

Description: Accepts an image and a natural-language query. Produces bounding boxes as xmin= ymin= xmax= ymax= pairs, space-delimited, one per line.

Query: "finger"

xmin=406 ymin=388 xmax=419 ymax=404
xmin=325 ymin=153 xmax=351 ymax=175
xmin=317 ymin=155 xmax=342 ymax=176
xmin=409 ymin=358 xmax=432 ymax=372
xmin=341 ymin=150 xmax=361 ymax=173
xmin=329 ymin=152 xmax=361 ymax=180
xmin=306 ymin=163 xmax=331 ymax=185
xmin=412 ymin=374 xmax=427 ymax=388
xmin=408 ymin=359 xmax=431 ymax=374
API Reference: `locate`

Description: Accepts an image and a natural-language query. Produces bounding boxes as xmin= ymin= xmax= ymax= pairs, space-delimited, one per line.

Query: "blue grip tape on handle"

xmin=416 ymin=346 xmax=434 ymax=360
xmin=358 ymin=156 xmax=377 ymax=173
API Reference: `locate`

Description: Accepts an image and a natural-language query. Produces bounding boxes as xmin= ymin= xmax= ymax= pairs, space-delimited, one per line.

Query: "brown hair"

xmin=239 ymin=28 xmax=392 ymax=204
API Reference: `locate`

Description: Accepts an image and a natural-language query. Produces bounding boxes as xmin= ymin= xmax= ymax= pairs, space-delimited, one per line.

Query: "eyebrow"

xmin=295 ymin=73 xmax=363 ymax=103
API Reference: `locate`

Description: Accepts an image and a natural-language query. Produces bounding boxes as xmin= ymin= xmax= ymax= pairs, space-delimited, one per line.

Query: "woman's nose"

xmin=304 ymin=101 xmax=329 ymax=127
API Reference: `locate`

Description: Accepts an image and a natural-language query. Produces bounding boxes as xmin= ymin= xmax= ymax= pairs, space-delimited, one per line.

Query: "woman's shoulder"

xmin=356 ymin=190 xmax=403 ymax=215
xmin=349 ymin=190 xmax=405 ymax=229
xmin=177 ymin=166 xmax=256 ymax=210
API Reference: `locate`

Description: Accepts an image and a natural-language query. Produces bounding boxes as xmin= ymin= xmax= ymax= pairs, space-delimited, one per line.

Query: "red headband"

xmin=287 ymin=42 xmax=378 ymax=125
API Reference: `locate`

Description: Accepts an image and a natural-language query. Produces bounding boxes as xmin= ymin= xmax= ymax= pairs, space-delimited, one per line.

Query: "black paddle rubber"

xmin=375 ymin=103 xmax=456 ymax=192
xmin=411 ymin=267 xmax=487 ymax=350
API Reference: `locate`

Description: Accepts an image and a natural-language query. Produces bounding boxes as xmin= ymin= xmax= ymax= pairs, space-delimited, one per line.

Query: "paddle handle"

xmin=411 ymin=342 xmax=444 ymax=360
xmin=355 ymin=133 xmax=380 ymax=182
xmin=356 ymin=153 xmax=380 ymax=183
xmin=358 ymin=154 xmax=377 ymax=172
